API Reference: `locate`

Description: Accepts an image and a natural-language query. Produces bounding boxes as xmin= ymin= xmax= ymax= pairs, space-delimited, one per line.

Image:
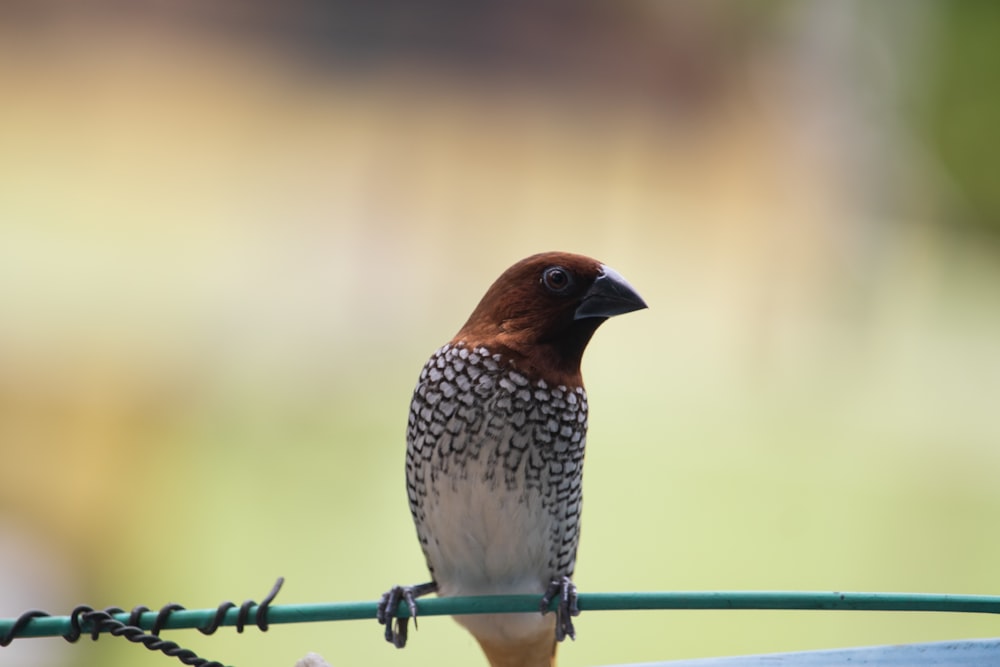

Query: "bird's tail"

xmin=474 ymin=630 xmax=557 ymax=667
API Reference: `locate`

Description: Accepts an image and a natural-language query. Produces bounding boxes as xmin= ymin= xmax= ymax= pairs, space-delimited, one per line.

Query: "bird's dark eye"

xmin=541 ymin=266 xmax=573 ymax=294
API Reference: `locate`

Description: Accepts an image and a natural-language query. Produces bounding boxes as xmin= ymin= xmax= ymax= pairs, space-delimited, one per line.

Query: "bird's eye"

xmin=541 ymin=266 xmax=573 ymax=294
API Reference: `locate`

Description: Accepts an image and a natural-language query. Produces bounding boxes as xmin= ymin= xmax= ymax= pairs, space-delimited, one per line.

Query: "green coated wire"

xmin=4 ymin=591 xmax=1000 ymax=640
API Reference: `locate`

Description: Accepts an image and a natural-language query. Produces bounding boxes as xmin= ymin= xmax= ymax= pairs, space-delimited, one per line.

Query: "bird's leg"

xmin=540 ymin=575 xmax=580 ymax=641
xmin=376 ymin=581 xmax=437 ymax=648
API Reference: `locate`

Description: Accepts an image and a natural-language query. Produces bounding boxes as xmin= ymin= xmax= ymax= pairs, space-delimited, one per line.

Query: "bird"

xmin=377 ymin=251 xmax=646 ymax=667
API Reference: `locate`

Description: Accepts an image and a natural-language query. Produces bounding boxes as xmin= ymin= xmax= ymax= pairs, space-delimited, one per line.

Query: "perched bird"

xmin=378 ymin=252 xmax=646 ymax=667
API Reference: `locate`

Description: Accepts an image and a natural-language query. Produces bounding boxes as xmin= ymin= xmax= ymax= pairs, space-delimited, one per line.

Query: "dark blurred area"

xmin=2 ymin=1 xmax=751 ymax=107
xmin=918 ymin=2 xmax=1000 ymax=234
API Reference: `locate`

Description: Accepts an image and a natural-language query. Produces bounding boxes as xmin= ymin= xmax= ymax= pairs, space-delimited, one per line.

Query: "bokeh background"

xmin=2 ymin=2 xmax=1000 ymax=666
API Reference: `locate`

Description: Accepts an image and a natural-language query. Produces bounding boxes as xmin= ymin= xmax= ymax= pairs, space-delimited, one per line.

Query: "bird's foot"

xmin=376 ymin=582 xmax=437 ymax=648
xmin=540 ymin=576 xmax=580 ymax=642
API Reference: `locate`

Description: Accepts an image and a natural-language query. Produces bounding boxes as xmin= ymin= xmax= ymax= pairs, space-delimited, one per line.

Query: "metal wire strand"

xmin=152 ymin=604 xmax=186 ymax=636
xmin=128 ymin=606 xmax=152 ymax=628
xmin=79 ymin=609 xmax=221 ymax=667
xmin=198 ymin=602 xmax=235 ymax=636
xmin=254 ymin=577 xmax=284 ymax=632
xmin=0 ymin=610 xmax=49 ymax=647
xmin=65 ymin=605 xmax=95 ymax=642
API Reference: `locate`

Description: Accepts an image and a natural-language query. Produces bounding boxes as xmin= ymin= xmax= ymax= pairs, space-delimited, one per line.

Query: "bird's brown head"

xmin=453 ymin=252 xmax=647 ymax=386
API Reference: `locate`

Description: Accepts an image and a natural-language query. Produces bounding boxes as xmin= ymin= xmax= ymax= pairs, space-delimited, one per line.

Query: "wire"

xmin=4 ymin=589 xmax=1000 ymax=641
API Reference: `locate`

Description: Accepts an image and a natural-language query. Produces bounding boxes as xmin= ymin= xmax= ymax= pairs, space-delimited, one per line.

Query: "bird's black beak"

xmin=574 ymin=265 xmax=647 ymax=320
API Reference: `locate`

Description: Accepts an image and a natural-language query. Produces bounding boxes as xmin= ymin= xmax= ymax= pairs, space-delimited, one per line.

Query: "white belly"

xmin=420 ymin=454 xmax=556 ymax=642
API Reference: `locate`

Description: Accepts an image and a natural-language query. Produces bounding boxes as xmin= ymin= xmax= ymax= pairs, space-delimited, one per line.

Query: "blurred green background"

xmin=2 ymin=2 xmax=1000 ymax=666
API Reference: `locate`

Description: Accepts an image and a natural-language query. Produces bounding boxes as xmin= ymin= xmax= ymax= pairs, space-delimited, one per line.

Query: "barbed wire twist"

xmin=0 ymin=577 xmax=284 ymax=666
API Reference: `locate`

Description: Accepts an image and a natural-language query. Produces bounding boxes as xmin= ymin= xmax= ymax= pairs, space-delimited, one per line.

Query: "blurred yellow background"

xmin=2 ymin=2 xmax=999 ymax=666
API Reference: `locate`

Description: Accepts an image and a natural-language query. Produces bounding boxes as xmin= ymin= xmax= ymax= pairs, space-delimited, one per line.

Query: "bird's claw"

xmin=540 ymin=576 xmax=580 ymax=642
xmin=377 ymin=582 xmax=436 ymax=648
xmin=377 ymin=586 xmax=411 ymax=647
